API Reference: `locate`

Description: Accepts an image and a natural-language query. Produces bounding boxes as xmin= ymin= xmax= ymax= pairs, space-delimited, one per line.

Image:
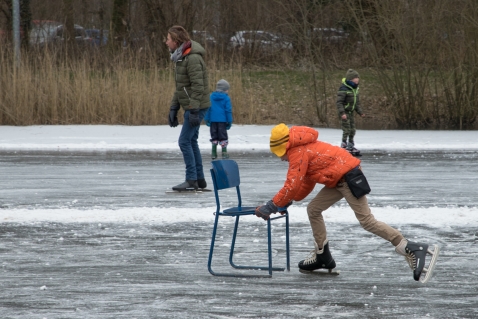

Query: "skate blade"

xmin=299 ymin=269 xmax=340 ymax=276
xmin=420 ymin=245 xmax=440 ymax=284
xmin=165 ymin=188 xmax=212 ymax=194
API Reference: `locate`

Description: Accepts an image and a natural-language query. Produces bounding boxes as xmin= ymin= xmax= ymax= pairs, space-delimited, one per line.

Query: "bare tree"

xmin=271 ymin=0 xmax=339 ymax=126
xmin=141 ymin=0 xmax=196 ymax=60
xmin=63 ymin=0 xmax=76 ymax=48
xmin=111 ymin=0 xmax=129 ymax=48
xmin=0 ymin=0 xmax=13 ymax=42
xmin=20 ymin=0 xmax=32 ymax=48
xmin=0 ymin=0 xmax=30 ymax=48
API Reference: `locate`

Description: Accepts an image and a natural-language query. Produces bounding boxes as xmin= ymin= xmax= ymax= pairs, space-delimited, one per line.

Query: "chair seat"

xmin=223 ymin=206 xmax=256 ymax=215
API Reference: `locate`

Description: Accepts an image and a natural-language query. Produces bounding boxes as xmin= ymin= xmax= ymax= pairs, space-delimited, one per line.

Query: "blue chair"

xmin=208 ymin=159 xmax=290 ymax=277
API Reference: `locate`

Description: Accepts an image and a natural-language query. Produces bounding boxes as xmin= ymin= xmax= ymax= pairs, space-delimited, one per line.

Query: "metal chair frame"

xmin=208 ymin=159 xmax=290 ymax=277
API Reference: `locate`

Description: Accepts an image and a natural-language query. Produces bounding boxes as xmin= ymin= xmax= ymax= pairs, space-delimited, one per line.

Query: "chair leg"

xmin=229 ymin=215 xmax=240 ymax=267
xmin=228 ymin=215 xmax=284 ymax=273
xmin=267 ymin=219 xmax=272 ymax=276
xmin=286 ymin=212 xmax=290 ymax=271
xmin=209 ymin=214 xmax=272 ymax=277
xmin=207 ymin=214 xmax=219 ymax=276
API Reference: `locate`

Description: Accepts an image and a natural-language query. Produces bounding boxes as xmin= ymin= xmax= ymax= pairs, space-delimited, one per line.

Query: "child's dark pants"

xmin=209 ymin=122 xmax=229 ymax=144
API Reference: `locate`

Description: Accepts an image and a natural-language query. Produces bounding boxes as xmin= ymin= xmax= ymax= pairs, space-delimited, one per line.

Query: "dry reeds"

xmin=0 ymin=48 xmax=327 ymax=127
xmin=0 ymin=48 xmax=174 ymax=125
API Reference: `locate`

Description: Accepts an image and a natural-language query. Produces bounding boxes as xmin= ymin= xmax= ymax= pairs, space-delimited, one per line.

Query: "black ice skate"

xmin=197 ymin=178 xmax=207 ymax=189
xmin=346 ymin=142 xmax=361 ymax=157
xmin=298 ymin=240 xmax=339 ymax=275
xmin=172 ymin=180 xmax=198 ymax=191
xmin=395 ymin=239 xmax=440 ymax=284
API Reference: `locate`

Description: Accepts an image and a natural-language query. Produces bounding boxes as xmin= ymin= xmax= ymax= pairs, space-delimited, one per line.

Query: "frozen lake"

xmin=0 ymin=150 xmax=477 ymax=318
xmin=1 ymin=149 xmax=477 ymax=210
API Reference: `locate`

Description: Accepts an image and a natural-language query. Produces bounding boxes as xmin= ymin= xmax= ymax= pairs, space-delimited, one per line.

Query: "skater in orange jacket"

xmin=255 ymin=123 xmax=440 ymax=283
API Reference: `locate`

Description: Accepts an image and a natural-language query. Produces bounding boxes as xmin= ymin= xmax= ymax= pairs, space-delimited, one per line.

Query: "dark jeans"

xmin=178 ymin=108 xmax=208 ymax=181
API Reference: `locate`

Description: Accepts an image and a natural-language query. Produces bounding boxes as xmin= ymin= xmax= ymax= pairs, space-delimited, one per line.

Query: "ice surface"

xmin=0 ymin=124 xmax=477 ymax=151
xmin=0 ymin=125 xmax=477 ymax=318
xmin=0 ymin=125 xmax=477 ymax=226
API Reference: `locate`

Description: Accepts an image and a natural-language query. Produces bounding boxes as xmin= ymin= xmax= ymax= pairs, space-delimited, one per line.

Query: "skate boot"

xmin=197 ymin=178 xmax=207 ymax=189
xmin=298 ymin=240 xmax=336 ymax=272
xmin=221 ymin=147 xmax=229 ymax=159
xmin=346 ymin=141 xmax=361 ymax=156
xmin=341 ymin=140 xmax=347 ymax=148
xmin=211 ymin=144 xmax=218 ymax=160
xmin=395 ymin=239 xmax=440 ymax=283
xmin=172 ymin=180 xmax=198 ymax=191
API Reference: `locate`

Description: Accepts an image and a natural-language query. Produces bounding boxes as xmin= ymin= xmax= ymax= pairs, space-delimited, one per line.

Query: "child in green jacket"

xmin=336 ymin=69 xmax=365 ymax=153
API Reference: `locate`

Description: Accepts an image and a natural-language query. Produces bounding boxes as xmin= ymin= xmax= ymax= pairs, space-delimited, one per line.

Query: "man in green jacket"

xmin=336 ymin=69 xmax=365 ymax=154
xmin=166 ymin=25 xmax=211 ymax=191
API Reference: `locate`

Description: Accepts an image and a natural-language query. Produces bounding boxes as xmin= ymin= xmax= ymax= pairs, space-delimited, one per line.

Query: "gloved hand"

xmin=168 ymin=105 xmax=180 ymax=127
xmin=226 ymin=122 xmax=232 ymax=130
xmin=255 ymin=200 xmax=278 ymax=220
xmin=277 ymin=201 xmax=293 ymax=215
xmin=189 ymin=109 xmax=201 ymax=127
xmin=206 ymin=121 xmax=211 ymax=127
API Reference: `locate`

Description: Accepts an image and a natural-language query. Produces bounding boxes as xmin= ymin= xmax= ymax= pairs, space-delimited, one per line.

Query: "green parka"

xmin=170 ymin=40 xmax=210 ymax=111
xmin=336 ymin=78 xmax=363 ymax=116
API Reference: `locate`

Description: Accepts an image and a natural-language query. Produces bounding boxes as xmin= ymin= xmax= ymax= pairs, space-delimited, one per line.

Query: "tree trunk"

xmin=20 ymin=0 xmax=32 ymax=48
xmin=111 ymin=0 xmax=129 ymax=48
xmin=62 ymin=0 xmax=75 ymax=52
xmin=141 ymin=0 xmax=197 ymax=62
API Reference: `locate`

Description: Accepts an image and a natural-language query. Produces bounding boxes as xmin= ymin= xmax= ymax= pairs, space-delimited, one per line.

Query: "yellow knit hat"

xmin=270 ymin=123 xmax=290 ymax=157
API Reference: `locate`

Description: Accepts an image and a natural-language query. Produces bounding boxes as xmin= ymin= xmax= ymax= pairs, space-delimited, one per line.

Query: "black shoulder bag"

xmin=344 ymin=167 xmax=371 ymax=199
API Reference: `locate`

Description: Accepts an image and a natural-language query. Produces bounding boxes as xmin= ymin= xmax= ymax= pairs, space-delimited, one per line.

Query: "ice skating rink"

xmin=1 ymin=220 xmax=476 ymax=319
xmin=0 ymin=149 xmax=477 ymax=318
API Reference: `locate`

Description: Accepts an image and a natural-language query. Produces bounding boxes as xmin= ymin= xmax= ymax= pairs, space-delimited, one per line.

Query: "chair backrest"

xmin=210 ymin=160 xmax=241 ymax=190
xmin=210 ymin=160 xmax=244 ymax=209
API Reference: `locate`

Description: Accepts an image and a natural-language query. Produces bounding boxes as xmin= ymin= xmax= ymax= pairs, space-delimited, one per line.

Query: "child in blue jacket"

xmin=204 ymin=79 xmax=233 ymax=159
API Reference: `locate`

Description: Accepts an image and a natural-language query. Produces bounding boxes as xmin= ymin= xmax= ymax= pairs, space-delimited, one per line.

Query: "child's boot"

xmin=341 ymin=140 xmax=347 ymax=148
xmin=221 ymin=147 xmax=229 ymax=159
xmin=211 ymin=143 xmax=217 ymax=159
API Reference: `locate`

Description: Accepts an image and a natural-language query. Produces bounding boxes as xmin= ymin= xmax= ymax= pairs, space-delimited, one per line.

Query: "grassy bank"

xmin=1 ymin=50 xmax=475 ymax=129
xmin=0 ymin=53 xmax=384 ymax=129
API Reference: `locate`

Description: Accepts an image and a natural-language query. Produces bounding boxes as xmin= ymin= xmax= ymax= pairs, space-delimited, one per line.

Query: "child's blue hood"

xmin=211 ymin=91 xmax=228 ymax=102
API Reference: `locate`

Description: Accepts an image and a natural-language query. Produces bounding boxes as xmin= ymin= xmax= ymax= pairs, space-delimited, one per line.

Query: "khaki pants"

xmin=307 ymin=180 xmax=404 ymax=248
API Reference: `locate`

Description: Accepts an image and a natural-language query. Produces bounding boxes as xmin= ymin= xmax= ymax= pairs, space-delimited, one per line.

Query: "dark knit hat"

xmin=345 ymin=69 xmax=360 ymax=81
xmin=216 ymin=79 xmax=230 ymax=92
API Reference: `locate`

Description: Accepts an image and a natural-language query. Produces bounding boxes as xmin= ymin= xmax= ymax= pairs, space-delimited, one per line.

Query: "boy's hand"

xmin=341 ymin=114 xmax=347 ymax=120
xmin=226 ymin=122 xmax=232 ymax=130
xmin=361 ymin=114 xmax=366 ymax=118
xmin=278 ymin=201 xmax=293 ymax=215
xmin=255 ymin=200 xmax=278 ymax=220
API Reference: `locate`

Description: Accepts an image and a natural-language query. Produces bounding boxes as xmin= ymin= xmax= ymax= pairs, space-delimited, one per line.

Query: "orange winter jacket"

xmin=272 ymin=126 xmax=361 ymax=207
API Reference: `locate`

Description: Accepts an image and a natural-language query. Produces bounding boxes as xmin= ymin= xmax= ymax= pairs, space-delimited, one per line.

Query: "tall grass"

xmin=0 ymin=48 xmax=332 ymax=127
xmin=0 ymin=49 xmax=174 ymax=125
xmin=2 ymin=47 xmax=476 ymax=129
